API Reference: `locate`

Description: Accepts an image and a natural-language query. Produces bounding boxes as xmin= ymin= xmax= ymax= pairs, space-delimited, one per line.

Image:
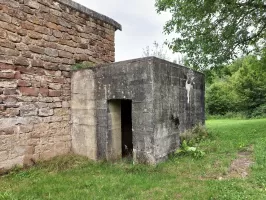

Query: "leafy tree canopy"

xmin=155 ymin=0 xmax=266 ymax=69
xmin=205 ymin=51 xmax=266 ymax=117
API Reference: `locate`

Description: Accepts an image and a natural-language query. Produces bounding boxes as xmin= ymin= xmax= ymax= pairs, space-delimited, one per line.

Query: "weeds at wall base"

xmin=174 ymin=124 xmax=210 ymax=159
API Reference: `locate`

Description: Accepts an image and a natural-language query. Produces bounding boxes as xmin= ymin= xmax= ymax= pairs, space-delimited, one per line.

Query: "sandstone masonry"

xmin=0 ymin=0 xmax=121 ymax=170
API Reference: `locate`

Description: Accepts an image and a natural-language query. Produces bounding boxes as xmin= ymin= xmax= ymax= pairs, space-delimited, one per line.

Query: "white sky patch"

xmin=73 ymin=0 xmax=182 ymax=63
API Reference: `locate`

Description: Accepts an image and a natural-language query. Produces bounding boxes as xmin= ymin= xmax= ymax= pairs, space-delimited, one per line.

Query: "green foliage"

xmin=205 ymin=52 xmax=266 ymax=118
xmin=155 ymin=0 xmax=266 ymax=68
xmin=176 ymin=124 xmax=209 ymax=159
xmin=179 ymin=124 xmax=208 ymax=145
xmin=206 ymin=81 xmax=240 ymax=115
xmin=232 ymin=55 xmax=266 ymax=116
xmin=206 ymin=112 xmax=247 ymax=120
xmin=251 ymin=104 xmax=266 ymax=118
xmin=72 ymin=61 xmax=94 ymax=70
xmin=175 ymin=140 xmax=206 ymax=159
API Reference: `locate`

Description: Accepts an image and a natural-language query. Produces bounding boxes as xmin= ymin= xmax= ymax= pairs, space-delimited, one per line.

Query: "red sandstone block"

xmin=0 ymin=63 xmax=15 ymax=70
xmin=21 ymin=21 xmax=34 ymax=30
xmin=48 ymin=90 xmax=61 ymax=97
xmin=18 ymin=80 xmax=31 ymax=87
xmin=46 ymin=22 xmax=59 ymax=30
xmin=16 ymin=66 xmax=31 ymax=74
xmin=39 ymin=88 xmax=49 ymax=97
xmin=53 ymin=77 xmax=65 ymax=84
xmin=14 ymin=71 xmax=21 ymax=79
xmin=19 ymin=87 xmax=39 ymax=96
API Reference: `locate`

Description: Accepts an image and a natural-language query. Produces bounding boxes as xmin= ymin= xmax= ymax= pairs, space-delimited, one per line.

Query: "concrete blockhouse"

xmin=72 ymin=57 xmax=205 ymax=164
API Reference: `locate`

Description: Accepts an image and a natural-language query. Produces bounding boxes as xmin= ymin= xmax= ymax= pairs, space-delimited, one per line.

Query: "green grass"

xmin=1 ymin=119 xmax=266 ymax=199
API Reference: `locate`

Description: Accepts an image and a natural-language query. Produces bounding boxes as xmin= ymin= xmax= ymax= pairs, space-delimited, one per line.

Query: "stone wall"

xmin=0 ymin=0 xmax=121 ymax=170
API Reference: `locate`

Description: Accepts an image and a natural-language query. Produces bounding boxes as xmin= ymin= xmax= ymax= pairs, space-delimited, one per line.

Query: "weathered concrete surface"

xmin=107 ymin=100 xmax=122 ymax=160
xmin=71 ymin=57 xmax=205 ymax=164
xmin=71 ymin=70 xmax=97 ymax=160
xmin=152 ymin=58 xmax=205 ymax=162
xmin=0 ymin=0 xmax=120 ymax=170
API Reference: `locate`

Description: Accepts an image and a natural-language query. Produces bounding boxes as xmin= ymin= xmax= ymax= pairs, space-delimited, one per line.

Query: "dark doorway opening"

xmin=121 ymin=100 xmax=133 ymax=157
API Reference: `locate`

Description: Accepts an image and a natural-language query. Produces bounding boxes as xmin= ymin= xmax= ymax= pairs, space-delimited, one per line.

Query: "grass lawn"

xmin=1 ymin=119 xmax=266 ymax=200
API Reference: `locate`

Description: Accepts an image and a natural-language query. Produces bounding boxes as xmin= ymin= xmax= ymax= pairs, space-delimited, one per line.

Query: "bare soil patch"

xmin=225 ymin=149 xmax=254 ymax=179
xmin=200 ymin=146 xmax=254 ymax=180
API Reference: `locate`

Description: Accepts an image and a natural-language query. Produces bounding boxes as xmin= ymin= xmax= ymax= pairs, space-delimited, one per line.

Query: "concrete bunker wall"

xmin=71 ymin=58 xmax=156 ymax=164
xmin=0 ymin=0 xmax=120 ymax=170
xmin=152 ymin=59 xmax=205 ymax=162
xmin=71 ymin=57 xmax=205 ymax=164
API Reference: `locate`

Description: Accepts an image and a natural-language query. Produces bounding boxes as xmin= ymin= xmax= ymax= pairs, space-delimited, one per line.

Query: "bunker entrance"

xmin=108 ymin=100 xmax=132 ymax=159
xmin=121 ymin=100 xmax=133 ymax=157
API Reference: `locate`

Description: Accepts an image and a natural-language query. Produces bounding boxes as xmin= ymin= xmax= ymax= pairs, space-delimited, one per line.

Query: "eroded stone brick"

xmin=38 ymin=108 xmax=53 ymax=117
xmin=29 ymin=45 xmax=45 ymax=54
xmin=0 ymin=71 xmax=15 ymax=79
xmin=19 ymin=87 xmax=39 ymax=96
xmin=48 ymin=90 xmax=61 ymax=97
xmin=20 ymin=103 xmax=38 ymax=116
xmin=13 ymin=57 xmax=29 ymax=66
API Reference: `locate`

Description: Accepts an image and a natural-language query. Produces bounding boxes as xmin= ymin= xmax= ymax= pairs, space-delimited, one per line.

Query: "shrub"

xmin=206 ymin=112 xmax=247 ymax=120
xmin=179 ymin=124 xmax=208 ymax=145
xmin=175 ymin=140 xmax=206 ymax=159
xmin=251 ymin=104 xmax=266 ymax=118
xmin=176 ymin=124 xmax=209 ymax=159
xmin=206 ymin=82 xmax=240 ymax=115
xmin=72 ymin=61 xmax=94 ymax=70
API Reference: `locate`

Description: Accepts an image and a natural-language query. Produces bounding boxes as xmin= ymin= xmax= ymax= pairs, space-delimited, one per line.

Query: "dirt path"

xmin=226 ymin=149 xmax=254 ymax=179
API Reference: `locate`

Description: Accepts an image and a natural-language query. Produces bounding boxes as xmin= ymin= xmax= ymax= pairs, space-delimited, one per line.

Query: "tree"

xmin=232 ymin=55 xmax=266 ymax=115
xmin=142 ymin=41 xmax=170 ymax=60
xmin=205 ymin=52 xmax=266 ymax=117
xmin=155 ymin=0 xmax=266 ymax=69
xmin=206 ymin=81 xmax=239 ymax=115
xmin=142 ymin=41 xmax=185 ymax=64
